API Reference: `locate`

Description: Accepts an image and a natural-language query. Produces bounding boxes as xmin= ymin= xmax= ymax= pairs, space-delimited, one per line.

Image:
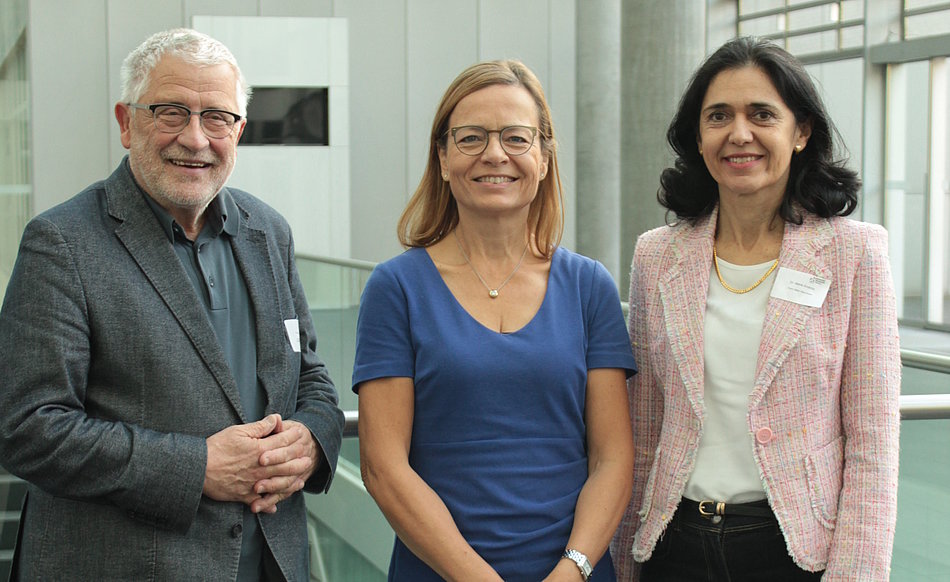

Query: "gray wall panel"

xmin=27 ymin=0 xmax=577 ymax=263
xmin=546 ymin=0 xmax=576 ymax=252
xmin=261 ymin=0 xmax=332 ymax=17
xmin=185 ymin=0 xmax=257 ymax=17
xmin=406 ymin=0 xmax=477 ymax=210
xmin=29 ymin=0 xmax=111 ymax=213
xmin=106 ymin=0 xmax=183 ymax=168
xmin=336 ymin=0 xmax=409 ymax=262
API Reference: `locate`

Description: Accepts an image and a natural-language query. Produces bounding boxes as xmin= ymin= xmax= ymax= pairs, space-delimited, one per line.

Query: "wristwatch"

xmin=562 ymin=548 xmax=592 ymax=581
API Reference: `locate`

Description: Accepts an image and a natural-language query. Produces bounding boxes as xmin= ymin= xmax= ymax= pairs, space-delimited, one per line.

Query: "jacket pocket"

xmin=803 ymin=435 xmax=844 ymax=529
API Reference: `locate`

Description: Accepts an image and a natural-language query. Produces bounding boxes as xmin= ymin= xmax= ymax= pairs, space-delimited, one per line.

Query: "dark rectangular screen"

xmin=241 ymin=87 xmax=328 ymax=145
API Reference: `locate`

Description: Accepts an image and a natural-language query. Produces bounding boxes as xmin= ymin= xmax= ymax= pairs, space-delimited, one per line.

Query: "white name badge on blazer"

xmin=284 ymin=318 xmax=301 ymax=352
xmin=770 ymin=267 xmax=831 ymax=307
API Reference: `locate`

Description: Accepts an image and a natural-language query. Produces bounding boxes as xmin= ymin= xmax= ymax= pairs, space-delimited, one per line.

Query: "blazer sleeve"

xmin=611 ymin=240 xmax=664 ymax=582
xmin=282 ymin=231 xmax=345 ymax=494
xmin=0 ymin=217 xmax=207 ymax=533
xmin=823 ymin=224 xmax=901 ymax=580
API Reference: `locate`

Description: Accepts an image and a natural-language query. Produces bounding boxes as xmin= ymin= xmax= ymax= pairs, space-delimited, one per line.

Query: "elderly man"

xmin=0 ymin=29 xmax=343 ymax=581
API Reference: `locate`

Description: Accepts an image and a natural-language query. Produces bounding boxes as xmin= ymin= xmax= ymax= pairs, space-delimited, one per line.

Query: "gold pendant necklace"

xmin=712 ymin=245 xmax=779 ymax=294
xmin=454 ymin=230 xmax=529 ymax=299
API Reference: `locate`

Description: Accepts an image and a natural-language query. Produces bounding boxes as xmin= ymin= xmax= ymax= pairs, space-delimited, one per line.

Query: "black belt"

xmin=681 ymin=497 xmax=774 ymax=519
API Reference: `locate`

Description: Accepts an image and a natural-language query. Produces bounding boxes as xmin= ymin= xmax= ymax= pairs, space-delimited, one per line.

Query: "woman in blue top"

xmin=353 ymin=60 xmax=637 ymax=582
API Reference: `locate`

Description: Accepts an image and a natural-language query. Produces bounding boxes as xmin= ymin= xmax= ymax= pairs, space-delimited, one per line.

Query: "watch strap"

xmin=562 ymin=548 xmax=592 ymax=581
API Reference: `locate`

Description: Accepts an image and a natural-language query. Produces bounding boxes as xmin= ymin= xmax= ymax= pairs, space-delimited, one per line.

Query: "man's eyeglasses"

xmin=128 ymin=103 xmax=242 ymax=139
xmin=447 ymin=125 xmax=538 ymax=156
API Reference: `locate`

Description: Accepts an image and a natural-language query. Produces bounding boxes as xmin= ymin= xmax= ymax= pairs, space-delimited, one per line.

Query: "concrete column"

xmin=619 ymin=0 xmax=707 ymax=292
xmin=575 ymin=0 xmax=622 ymax=282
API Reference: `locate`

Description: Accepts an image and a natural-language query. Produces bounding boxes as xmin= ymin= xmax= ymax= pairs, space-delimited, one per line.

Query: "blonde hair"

xmin=397 ymin=60 xmax=563 ymax=258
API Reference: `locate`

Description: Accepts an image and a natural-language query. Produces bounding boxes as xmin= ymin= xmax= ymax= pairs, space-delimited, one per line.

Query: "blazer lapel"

xmin=105 ymin=162 xmax=246 ymax=419
xmin=749 ymin=213 xmax=834 ymax=409
xmin=657 ymin=212 xmax=717 ymax=419
xmin=228 ymin=195 xmax=290 ymax=414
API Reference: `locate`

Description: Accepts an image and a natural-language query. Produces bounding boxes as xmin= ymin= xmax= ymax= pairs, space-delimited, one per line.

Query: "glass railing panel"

xmin=293 ymin=260 xmax=950 ymax=580
xmin=305 ymin=456 xmax=391 ymax=580
xmin=296 ymin=254 xmax=389 ymax=579
xmin=891 ymin=363 xmax=950 ymax=580
xmin=0 ymin=467 xmax=24 ymax=580
xmin=309 ymin=508 xmax=387 ymax=582
xmin=296 ymin=254 xmax=374 ymax=468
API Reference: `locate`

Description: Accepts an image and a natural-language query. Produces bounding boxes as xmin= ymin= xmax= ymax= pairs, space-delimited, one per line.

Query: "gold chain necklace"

xmin=712 ymin=245 xmax=779 ymax=294
xmin=454 ymin=230 xmax=529 ymax=299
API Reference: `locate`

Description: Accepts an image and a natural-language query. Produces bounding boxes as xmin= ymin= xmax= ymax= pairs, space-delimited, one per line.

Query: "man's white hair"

xmin=120 ymin=28 xmax=252 ymax=114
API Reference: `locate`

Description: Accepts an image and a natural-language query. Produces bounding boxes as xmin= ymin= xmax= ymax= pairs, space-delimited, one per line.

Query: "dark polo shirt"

xmin=139 ymin=177 xmax=271 ymax=581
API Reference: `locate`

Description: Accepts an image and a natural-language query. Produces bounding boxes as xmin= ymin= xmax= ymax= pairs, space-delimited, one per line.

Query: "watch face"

xmin=579 ymin=559 xmax=592 ymax=576
xmin=564 ymin=549 xmax=592 ymax=579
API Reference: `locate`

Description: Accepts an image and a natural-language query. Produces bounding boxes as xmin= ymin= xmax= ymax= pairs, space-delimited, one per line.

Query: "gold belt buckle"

xmin=698 ymin=500 xmax=725 ymax=517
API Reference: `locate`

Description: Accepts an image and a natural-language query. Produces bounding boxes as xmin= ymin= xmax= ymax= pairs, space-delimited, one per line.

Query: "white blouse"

xmin=683 ymin=256 xmax=777 ymax=503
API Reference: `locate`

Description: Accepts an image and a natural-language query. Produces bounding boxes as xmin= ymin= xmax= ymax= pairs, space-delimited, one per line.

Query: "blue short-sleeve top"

xmin=353 ymin=246 xmax=636 ymax=581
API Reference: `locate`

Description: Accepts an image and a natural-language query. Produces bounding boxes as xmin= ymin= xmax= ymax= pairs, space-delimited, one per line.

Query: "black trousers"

xmin=641 ymin=498 xmax=824 ymax=582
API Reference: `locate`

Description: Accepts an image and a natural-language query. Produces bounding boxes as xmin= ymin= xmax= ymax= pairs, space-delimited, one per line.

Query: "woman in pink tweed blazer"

xmin=611 ymin=37 xmax=900 ymax=581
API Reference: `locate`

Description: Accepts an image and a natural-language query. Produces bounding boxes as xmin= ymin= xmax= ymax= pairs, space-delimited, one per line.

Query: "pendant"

xmin=488 ymin=289 xmax=499 ymax=298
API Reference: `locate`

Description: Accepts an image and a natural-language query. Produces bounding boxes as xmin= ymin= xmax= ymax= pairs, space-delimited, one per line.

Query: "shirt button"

xmin=755 ymin=427 xmax=774 ymax=444
xmin=208 ymin=276 xmax=215 ymax=287
xmin=230 ymin=523 xmax=243 ymax=538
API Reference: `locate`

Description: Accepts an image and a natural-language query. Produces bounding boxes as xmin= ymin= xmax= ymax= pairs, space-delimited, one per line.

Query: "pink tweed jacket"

xmin=610 ymin=207 xmax=901 ymax=581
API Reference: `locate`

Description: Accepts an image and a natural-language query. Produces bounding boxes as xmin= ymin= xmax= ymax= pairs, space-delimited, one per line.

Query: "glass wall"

xmin=738 ymin=0 xmax=865 ymax=56
xmin=0 ymin=0 xmax=30 ymax=305
xmin=806 ymin=58 xmax=864 ymax=172
xmin=0 ymin=3 xmax=29 ymax=576
xmin=735 ymin=0 xmax=950 ymax=329
xmin=904 ymin=0 xmax=950 ymax=38
xmin=881 ymin=56 xmax=950 ymax=327
xmin=886 ymin=60 xmax=932 ymax=322
xmin=893 ymin=0 xmax=950 ymax=328
xmin=930 ymin=56 xmax=950 ymax=326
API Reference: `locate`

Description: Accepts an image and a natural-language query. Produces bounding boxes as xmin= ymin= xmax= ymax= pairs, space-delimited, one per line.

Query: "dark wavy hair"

xmin=659 ymin=36 xmax=859 ymax=224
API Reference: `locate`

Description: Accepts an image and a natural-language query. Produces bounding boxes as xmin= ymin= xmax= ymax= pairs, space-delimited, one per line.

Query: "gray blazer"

xmin=0 ymin=159 xmax=344 ymax=581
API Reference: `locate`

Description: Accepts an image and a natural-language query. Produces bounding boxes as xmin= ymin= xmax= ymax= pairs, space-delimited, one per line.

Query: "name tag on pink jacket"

xmin=770 ymin=267 xmax=831 ymax=307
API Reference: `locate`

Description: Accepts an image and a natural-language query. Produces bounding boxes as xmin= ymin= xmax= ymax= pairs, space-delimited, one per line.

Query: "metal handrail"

xmin=337 ymin=349 xmax=950 ymax=435
xmin=341 ymin=389 xmax=950 ymax=438
xmin=900 ymin=394 xmax=950 ymax=421
xmin=901 ymin=349 xmax=950 ymax=374
xmin=344 ymin=409 xmax=359 ymax=439
xmin=295 ymin=252 xmax=377 ymax=272
xmin=617 ymin=302 xmax=950 ymax=375
xmin=335 ymin=329 xmax=948 ymax=434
